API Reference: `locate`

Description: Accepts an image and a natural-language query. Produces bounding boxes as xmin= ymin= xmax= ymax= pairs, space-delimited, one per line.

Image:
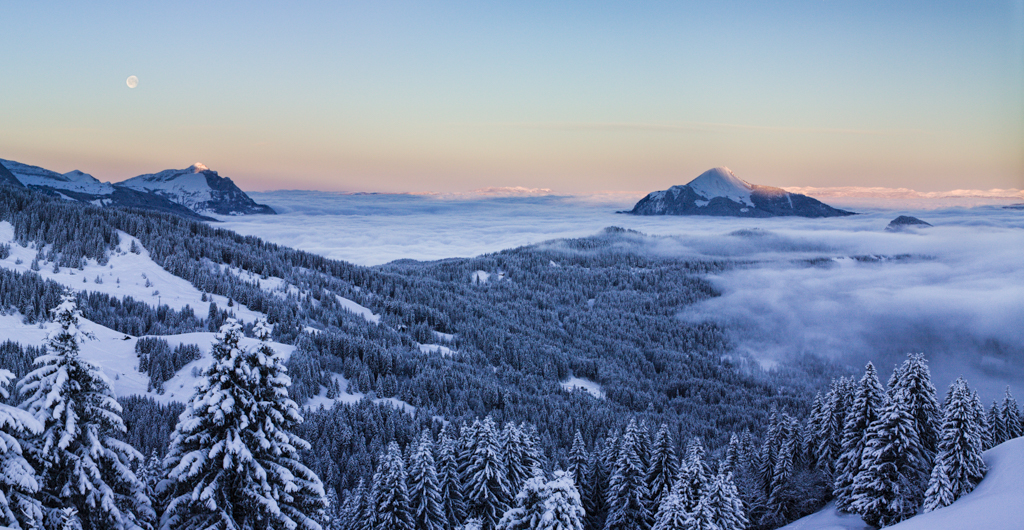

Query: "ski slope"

xmin=781 ymin=437 xmax=1024 ymax=530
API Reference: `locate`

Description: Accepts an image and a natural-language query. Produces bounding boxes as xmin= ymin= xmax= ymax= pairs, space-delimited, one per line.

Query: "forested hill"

xmin=0 ymin=182 xmax=841 ymax=504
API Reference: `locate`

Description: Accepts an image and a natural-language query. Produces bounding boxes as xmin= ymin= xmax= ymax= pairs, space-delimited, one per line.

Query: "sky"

xmin=1 ymin=1 xmax=1022 ymax=193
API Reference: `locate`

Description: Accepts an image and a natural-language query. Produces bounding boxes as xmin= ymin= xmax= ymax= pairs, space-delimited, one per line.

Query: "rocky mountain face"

xmin=627 ymin=167 xmax=855 ymax=218
xmin=0 ymin=159 xmax=274 ymax=219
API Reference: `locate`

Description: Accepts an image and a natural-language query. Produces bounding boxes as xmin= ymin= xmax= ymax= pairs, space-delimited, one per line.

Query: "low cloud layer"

xmin=219 ymin=190 xmax=1024 ymax=400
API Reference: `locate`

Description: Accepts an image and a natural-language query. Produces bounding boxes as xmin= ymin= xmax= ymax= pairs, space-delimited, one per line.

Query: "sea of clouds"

xmin=217 ymin=189 xmax=1024 ymax=400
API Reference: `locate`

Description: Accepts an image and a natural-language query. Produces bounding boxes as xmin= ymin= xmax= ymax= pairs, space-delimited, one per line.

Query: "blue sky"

xmin=1 ymin=1 xmax=1021 ymax=192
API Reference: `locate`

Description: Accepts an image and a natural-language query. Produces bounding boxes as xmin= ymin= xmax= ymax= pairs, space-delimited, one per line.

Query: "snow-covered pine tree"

xmin=853 ymin=389 xmax=926 ymax=527
xmin=645 ymin=424 xmax=677 ymax=514
xmin=159 ymin=318 xmax=326 ymax=530
xmin=501 ymin=422 xmax=542 ymax=498
xmin=650 ymin=491 xmax=692 ymax=530
xmin=937 ymin=378 xmax=986 ymax=501
xmin=922 ymin=462 xmax=954 ymax=513
xmin=766 ymin=414 xmax=800 ymax=523
xmin=409 ymin=430 xmax=445 ymax=530
xmin=18 ymin=293 xmax=153 ymax=530
xmin=604 ymin=419 xmax=653 ymax=530
xmin=1001 ymin=387 xmax=1022 ymax=441
xmin=986 ymin=400 xmax=1005 ymax=450
xmin=567 ymin=431 xmax=589 ymax=501
xmin=462 ymin=417 xmax=510 ymax=530
xmin=815 ymin=378 xmax=852 ymax=476
xmin=833 ymin=362 xmax=886 ymax=512
xmin=689 ymin=472 xmax=747 ymax=530
xmin=496 ymin=471 xmax=585 ymax=530
xmin=372 ymin=442 xmax=414 ymax=530
xmin=438 ymin=426 xmax=467 ymax=529
xmin=890 ymin=354 xmax=941 ymax=472
xmin=677 ymin=438 xmax=711 ymax=513
xmin=334 ymin=479 xmax=367 ymax=530
xmin=584 ymin=436 xmax=614 ymax=530
xmin=722 ymin=433 xmax=740 ymax=475
xmin=0 ymin=369 xmax=43 ymax=529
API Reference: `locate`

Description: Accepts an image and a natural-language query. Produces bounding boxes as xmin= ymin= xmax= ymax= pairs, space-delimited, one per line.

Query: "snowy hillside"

xmin=781 ymin=437 xmax=1024 ymax=530
xmin=118 ymin=163 xmax=275 ymax=215
xmin=628 ymin=167 xmax=855 ymax=217
xmin=0 ymin=221 xmax=263 ymax=321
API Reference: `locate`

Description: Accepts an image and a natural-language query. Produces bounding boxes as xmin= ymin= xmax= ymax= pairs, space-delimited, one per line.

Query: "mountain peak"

xmin=685 ymin=167 xmax=754 ymax=206
xmin=189 ymin=163 xmax=209 ymax=173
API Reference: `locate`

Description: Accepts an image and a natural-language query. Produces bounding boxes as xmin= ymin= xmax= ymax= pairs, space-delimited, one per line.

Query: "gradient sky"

xmin=1 ymin=1 xmax=1022 ymax=193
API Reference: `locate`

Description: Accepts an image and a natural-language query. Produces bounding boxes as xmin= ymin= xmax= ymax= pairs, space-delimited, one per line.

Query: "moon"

xmin=126 ymin=76 xmax=138 ymax=89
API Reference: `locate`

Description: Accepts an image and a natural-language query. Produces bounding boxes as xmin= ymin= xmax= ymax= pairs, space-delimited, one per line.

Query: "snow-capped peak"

xmin=685 ymin=167 xmax=754 ymax=207
xmin=189 ymin=163 xmax=209 ymax=173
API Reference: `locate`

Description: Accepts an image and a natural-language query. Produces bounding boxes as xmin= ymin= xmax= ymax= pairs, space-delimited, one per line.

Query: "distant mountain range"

xmin=0 ymin=158 xmax=275 ymax=219
xmin=626 ymin=167 xmax=855 ymax=218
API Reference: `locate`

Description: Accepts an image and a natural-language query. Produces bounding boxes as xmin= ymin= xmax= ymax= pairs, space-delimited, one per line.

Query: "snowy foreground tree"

xmin=496 ymin=471 xmax=584 ymax=530
xmin=18 ymin=293 xmax=153 ymax=530
xmin=0 ymin=369 xmax=43 ymax=529
xmin=159 ymin=319 xmax=326 ymax=530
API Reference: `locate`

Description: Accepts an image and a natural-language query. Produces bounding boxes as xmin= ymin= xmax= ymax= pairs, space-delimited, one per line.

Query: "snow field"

xmin=304 ymin=372 xmax=415 ymax=414
xmin=560 ymin=376 xmax=605 ymax=399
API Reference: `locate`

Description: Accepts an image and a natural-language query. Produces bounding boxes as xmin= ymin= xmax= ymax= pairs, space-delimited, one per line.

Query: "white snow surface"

xmin=0 ymin=312 xmax=294 ymax=405
xmin=304 ymin=373 xmax=415 ymax=414
xmin=782 ymin=437 xmax=1024 ymax=530
xmin=0 ymin=222 xmax=263 ymax=322
xmin=418 ymin=343 xmax=454 ymax=357
xmin=560 ymin=377 xmax=605 ymax=399
xmin=685 ymin=167 xmax=755 ymax=207
xmin=0 ymin=158 xmax=115 ymax=195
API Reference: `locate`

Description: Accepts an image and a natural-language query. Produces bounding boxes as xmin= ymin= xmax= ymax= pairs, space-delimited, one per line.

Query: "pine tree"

xmin=986 ymin=400 xmax=1005 ymax=450
xmin=645 ymin=424 xmax=677 ymax=514
xmin=567 ymin=431 xmax=590 ymax=502
xmin=496 ymin=471 xmax=585 ymax=530
xmin=937 ymin=378 xmax=986 ymax=501
xmin=922 ymin=462 xmax=954 ymax=513
xmin=438 ymin=427 xmax=467 ymax=529
xmin=159 ymin=318 xmax=326 ymax=530
xmin=462 ymin=417 xmax=510 ymax=530
xmin=501 ymin=422 xmax=541 ymax=498
xmin=409 ymin=431 xmax=445 ymax=530
xmin=766 ymin=415 xmax=800 ymax=523
xmin=1001 ymin=387 xmax=1022 ymax=441
xmin=690 ymin=472 xmax=747 ymax=530
xmin=891 ymin=354 xmax=942 ymax=473
xmin=853 ymin=389 xmax=926 ymax=527
xmin=650 ymin=492 xmax=692 ymax=530
xmin=0 ymin=369 xmax=43 ymax=530
xmin=584 ymin=436 xmax=614 ymax=530
xmin=833 ymin=362 xmax=885 ymax=512
xmin=18 ymin=293 xmax=154 ymax=530
xmin=677 ymin=438 xmax=711 ymax=513
xmin=604 ymin=419 xmax=653 ymax=530
xmin=373 ymin=442 xmax=414 ymax=530
xmin=722 ymin=433 xmax=740 ymax=475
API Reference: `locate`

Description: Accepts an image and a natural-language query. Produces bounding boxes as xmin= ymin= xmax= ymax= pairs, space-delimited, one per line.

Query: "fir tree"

xmin=1001 ymin=387 xmax=1022 ymax=441
xmin=0 ymin=369 xmax=43 ymax=530
xmin=690 ymin=472 xmax=747 ymax=530
xmin=650 ymin=491 xmax=692 ymax=530
xmin=18 ymin=293 xmax=153 ymax=530
xmin=438 ymin=427 xmax=467 ymax=529
xmin=891 ymin=354 xmax=942 ymax=473
xmin=922 ymin=462 xmax=954 ymax=513
xmin=937 ymin=378 xmax=986 ymax=501
xmin=496 ymin=471 xmax=585 ymax=530
xmin=986 ymin=400 xmax=1005 ymax=450
xmin=373 ymin=442 xmax=414 ymax=530
xmin=834 ymin=362 xmax=885 ymax=512
xmin=677 ymin=438 xmax=711 ymax=513
xmin=583 ymin=436 xmax=614 ymax=530
xmin=567 ymin=431 xmax=590 ymax=502
xmin=159 ymin=318 xmax=326 ymax=530
xmin=645 ymin=424 xmax=677 ymax=514
xmin=462 ymin=417 xmax=510 ymax=530
xmin=409 ymin=431 xmax=445 ymax=530
xmin=853 ymin=389 xmax=926 ymax=527
xmin=722 ymin=434 xmax=740 ymax=475
xmin=604 ymin=419 xmax=653 ymax=530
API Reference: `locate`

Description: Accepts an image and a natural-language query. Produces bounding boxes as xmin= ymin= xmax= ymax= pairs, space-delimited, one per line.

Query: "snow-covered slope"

xmin=117 ymin=163 xmax=275 ymax=215
xmin=628 ymin=167 xmax=855 ymax=218
xmin=0 ymin=221 xmax=264 ymax=321
xmin=781 ymin=437 xmax=1024 ymax=530
xmin=0 ymin=158 xmax=114 ymax=194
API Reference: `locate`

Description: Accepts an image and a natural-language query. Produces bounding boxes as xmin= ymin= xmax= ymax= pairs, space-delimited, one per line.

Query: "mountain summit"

xmin=118 ymin=163 xmax=275 ymax=215
xmin=627 ymin=167 xmax=855 ymax=217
